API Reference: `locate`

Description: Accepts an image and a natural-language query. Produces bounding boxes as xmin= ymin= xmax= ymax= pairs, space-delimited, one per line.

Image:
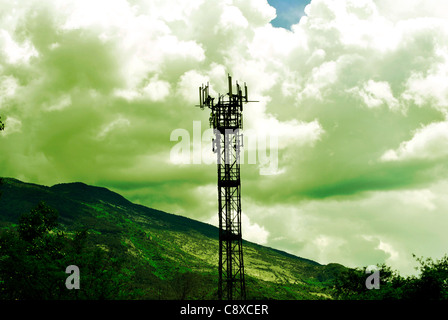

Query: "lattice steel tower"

xmin=197 ymin=74 xmax=254 ymax=300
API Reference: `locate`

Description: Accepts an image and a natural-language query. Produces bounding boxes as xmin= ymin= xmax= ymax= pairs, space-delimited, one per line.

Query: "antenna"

xmin=228 ymin=74 xmax=232 ymax=96
xmin=198 ymin=82 xmax=214 ymax=109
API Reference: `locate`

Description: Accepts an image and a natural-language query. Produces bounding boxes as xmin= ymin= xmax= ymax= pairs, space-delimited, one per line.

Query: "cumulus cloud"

xmin=2 ymin=0 xmax=448 ymax=275
xmin=403 ymin=60 xmax=448 ymax=110
xmin=381 ymin=120 xmax=448 ymax=162
xmin=348 ymin=80 xmax=399 ymax=110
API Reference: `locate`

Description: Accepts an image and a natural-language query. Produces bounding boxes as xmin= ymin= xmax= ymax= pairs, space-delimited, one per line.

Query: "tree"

xmin=332 ymin=256 xmax=448 ymax=300
xmin=0 ymin=202 xmax=67 ymax=299
xmin=0 ymin=201 xmax=130 ymax=300
xmin=18 ymin=202 xmax=59 ymax=242
xmin=407 ymin=254 xmax=448 ymax=300
xmin=170 ymin=271 xmax=200 ymax=299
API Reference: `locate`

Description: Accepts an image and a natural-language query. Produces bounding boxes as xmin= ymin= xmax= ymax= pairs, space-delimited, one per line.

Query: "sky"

xmin=268 ymin=0 xmax=309 ymax=29
xmin=1 ymin=0 xmax=448 ymax=276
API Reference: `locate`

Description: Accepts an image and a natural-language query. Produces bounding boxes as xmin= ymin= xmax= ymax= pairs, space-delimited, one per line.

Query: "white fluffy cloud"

xmin=403 ymin=62 xmax=448 ymax=110
xmin=349 ymin=80 xmax=399 ymax=110
xmin=381 ymin=120 xmax=448 ymax=162
xmin=0 ymin=30 xmax=38 ymax=64
xmin=3 ymin=0 xmax=448 ymax=276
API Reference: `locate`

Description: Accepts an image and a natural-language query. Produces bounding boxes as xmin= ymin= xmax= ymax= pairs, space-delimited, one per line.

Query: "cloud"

xmin=348 ymin=80 xmax=399 ymax=110
xmin=219 ymin=4 xmax=249 ymax=30
xmin=42 ymin=94 xmax=72 ymax=112
xmin=115 ymin=75 xmax=171 ymax=102
xmin=381 ymin=120 xmax=448 ymax=162
xmin=0 ymin=75 xmax=19 ymax=107
xmin=375 ymin=0 xmax=448 ymax=21
xmin=0 ymin=30 xmax=39 ymax=64
xmin=246 ymin=185 xmax=444 ymax=275
xmin=0 ymin=116 xmax=22 ymax=136
xmin=96 ymin=116 xmax=131 ymax=140
xmin=402 ymin=60 xmax=448 ymax=111
xmin=2 ymin=0 xmax=448 ymax=276
xmin=242 ymin=213 xmax=270 ymax=245
xmin=205 ymin=209 xmax=269 ymax=245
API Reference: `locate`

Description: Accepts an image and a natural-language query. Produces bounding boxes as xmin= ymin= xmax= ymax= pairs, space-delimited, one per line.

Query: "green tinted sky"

xmin=1 ymin=0 xmax=448 ymax=275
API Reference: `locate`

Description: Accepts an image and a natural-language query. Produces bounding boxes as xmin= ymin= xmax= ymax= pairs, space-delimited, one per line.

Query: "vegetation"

xmin=0 ymin=201 xmax=221 ymax=300
xmin=2 ymin=178 xmax=447 ymax=300
xmin=0 ymin=178 xmax=339 ymax=300
xmin=0 ymin=202 xmax=131 ymax=299
xmin=332 ymin=255 xmax=448 ymax=300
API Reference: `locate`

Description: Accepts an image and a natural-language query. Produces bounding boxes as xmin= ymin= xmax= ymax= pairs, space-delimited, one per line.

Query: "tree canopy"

xmin=0 ymin=201 xmax=130 ymax=299
xmin=333 ymin=255 xmax=448 ymax=300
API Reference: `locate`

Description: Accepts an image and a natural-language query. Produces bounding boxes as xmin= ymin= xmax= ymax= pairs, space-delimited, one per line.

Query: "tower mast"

xmin=197 ymin=74 xmax=254 ymax=300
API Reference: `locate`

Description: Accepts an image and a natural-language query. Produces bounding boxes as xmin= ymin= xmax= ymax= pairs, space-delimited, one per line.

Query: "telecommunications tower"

xmin=197 ymin=74 xmax=255 ymax=300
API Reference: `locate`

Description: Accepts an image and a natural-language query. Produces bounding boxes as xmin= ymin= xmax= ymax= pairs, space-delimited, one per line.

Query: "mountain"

xmin=0 ymin=177 xmax=345 ymax=299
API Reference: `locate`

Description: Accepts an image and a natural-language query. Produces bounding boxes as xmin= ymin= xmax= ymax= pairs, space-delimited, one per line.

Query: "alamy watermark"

xmin=170 ymin=121 xmax=279 ymax=175
xmin=65 ymin=265 xmax=80 ymax=290
xmin=365 ymin=265 xmax=380 ymax=290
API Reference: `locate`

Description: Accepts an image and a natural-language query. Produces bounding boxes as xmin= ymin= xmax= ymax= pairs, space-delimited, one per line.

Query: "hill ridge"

xmin=0 ymin=177 xmax=345 ymax=299
xmin=1 ymin=177 xmax=323 ymax=264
